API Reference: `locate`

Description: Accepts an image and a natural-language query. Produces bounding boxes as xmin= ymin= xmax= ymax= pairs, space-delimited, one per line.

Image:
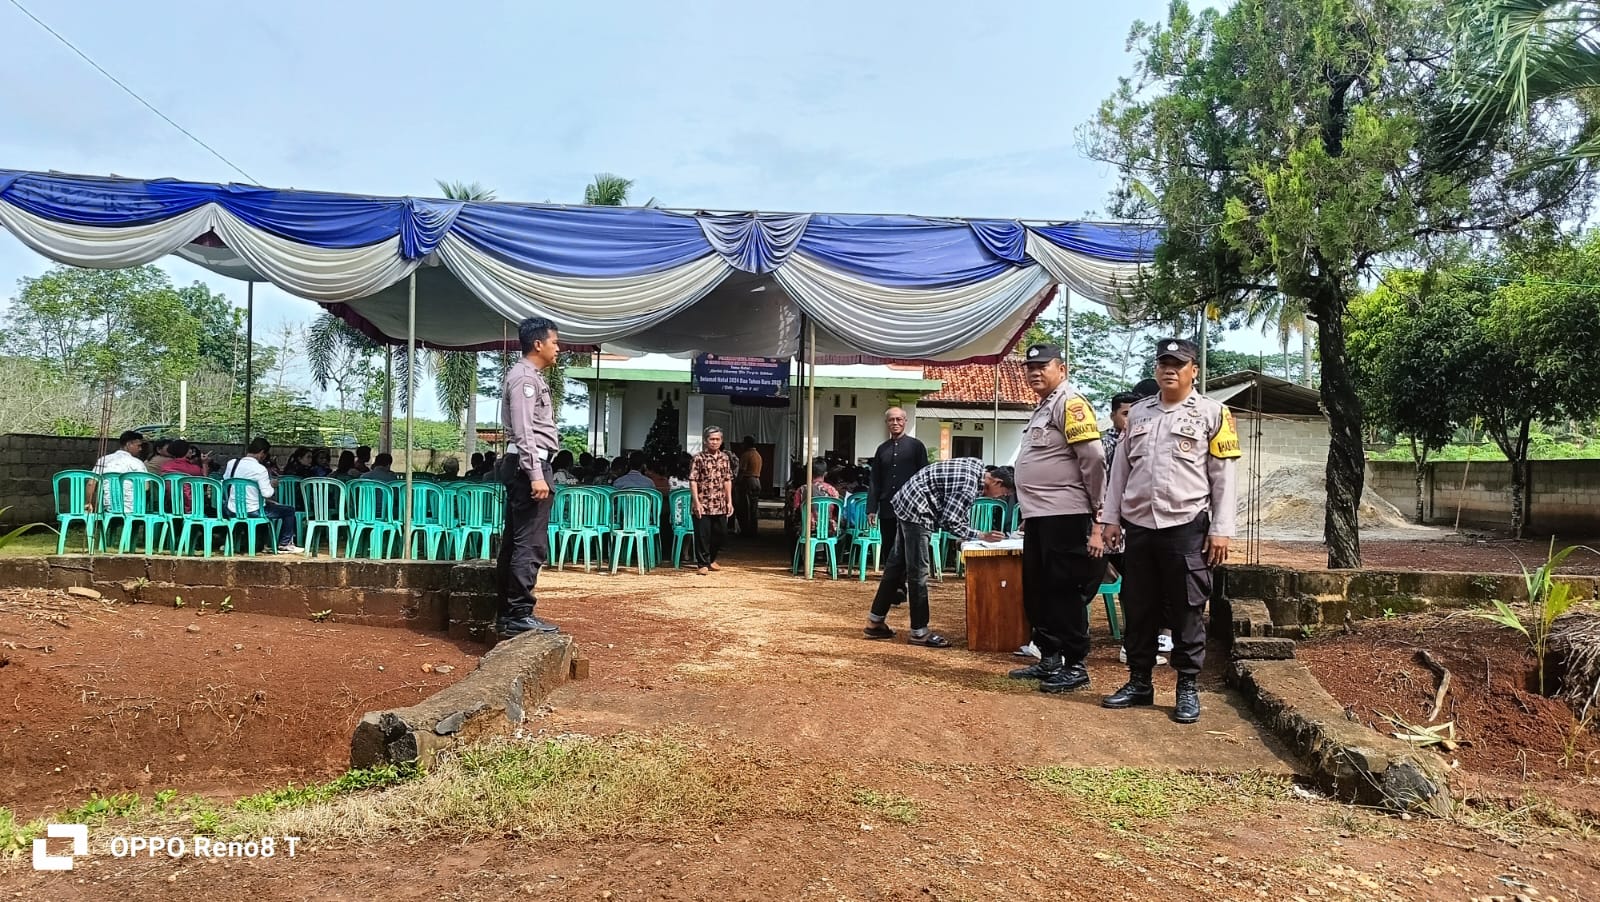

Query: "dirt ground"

xmin=1300 ymin=613 xmax=1600 ymax=817
xmin=0 ymin=588 xmax=481 ymax=818
xmin=1256 ymin=535 xmax=1600 ymax=575
xmin=5 ymin=541 xmax=1600 ymax=901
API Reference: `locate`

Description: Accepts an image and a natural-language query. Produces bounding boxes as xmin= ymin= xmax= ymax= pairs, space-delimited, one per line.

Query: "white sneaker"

xmin=1014 ymin=641 xmax=1041 ymax=659
xmin=1118 ymin=646 xmax=1168 ymax=666
xmin=1158 ymin=633 xmax=1174 ymax=653
xmin=277 ymin=543 xmax=305 ymax=554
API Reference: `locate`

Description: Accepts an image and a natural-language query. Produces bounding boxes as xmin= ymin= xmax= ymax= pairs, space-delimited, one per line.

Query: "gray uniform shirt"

xmin=502 ymin=358 xmax=559 ymax=480
xmin=1014 ymin=381 xmax=1106 ymax=519
xmin=1100 ymin=390 xmax=1240 ymax=536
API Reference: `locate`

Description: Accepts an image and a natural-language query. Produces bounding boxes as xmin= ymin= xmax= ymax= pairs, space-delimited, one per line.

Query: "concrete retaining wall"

xmin=1367 ymin=458 xmax=1600 ymax=535
xmin=0 ymin=554 xmax=498 ymax=642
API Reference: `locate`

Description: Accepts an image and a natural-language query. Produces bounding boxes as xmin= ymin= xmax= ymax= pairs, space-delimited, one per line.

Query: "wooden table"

xmin=961 ymin=541 xmax=1029 ymax=652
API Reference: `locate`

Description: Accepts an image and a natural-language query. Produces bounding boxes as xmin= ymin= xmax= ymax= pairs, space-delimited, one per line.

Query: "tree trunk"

xmin=1314 ymin=298 xmax=1363 ymax=569
xmin=463 ymin=365 xmax=478 ymax=457
xmin=1302 ymin=317 xmax=1314 ymax=387
xmin=1409 ymin=436 xmax=1427 ymax=525
xmin=1509 ymin=419 xmax=1531 ymax=539
xmin=381 ymin=347 xmax=394 ymax=453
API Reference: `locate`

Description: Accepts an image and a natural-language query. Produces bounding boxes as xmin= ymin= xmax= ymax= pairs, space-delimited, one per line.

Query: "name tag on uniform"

xmin=1172 ymin=422 xmax=1203 ymax=440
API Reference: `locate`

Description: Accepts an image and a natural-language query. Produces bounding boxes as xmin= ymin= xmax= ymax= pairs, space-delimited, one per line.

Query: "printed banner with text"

xmin=693 ymin=355 xmax=791 ymax=399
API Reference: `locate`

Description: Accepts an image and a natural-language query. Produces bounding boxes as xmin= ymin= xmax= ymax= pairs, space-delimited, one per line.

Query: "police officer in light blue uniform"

xmin=496 ymin=317 xmax=563 ymax=638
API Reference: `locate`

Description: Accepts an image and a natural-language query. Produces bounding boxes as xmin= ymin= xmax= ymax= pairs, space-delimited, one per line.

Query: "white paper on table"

xmin=960 ymin=535 xmax=1023 ymax=553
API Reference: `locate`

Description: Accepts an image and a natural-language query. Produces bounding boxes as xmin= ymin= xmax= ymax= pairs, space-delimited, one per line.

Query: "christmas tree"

xmin=643 ymin=399 xmax=681 ymax=464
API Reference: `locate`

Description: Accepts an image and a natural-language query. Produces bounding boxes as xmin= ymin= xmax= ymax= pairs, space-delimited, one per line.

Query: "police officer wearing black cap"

xmin=1100 ymin=338 xmax=1239 ymax=723
xmin=1006 ymin=342 xmax=1110 ymax=693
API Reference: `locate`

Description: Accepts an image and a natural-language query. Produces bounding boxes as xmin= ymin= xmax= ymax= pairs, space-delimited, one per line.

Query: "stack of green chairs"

xmin=548 ymin=487 xmax=574 ymax=561
xmin=347 ymin=480 xmax=400 ymax=558
xmin=275 ymin=475 xmax=304 ymax=545
xmin=52 ymin=470 xmax=99 ymax=554
xmin=609 ymin=489 xmax=657 ymax=574
xmin=159 ymin=472 xmax=186 ymax=537
xmin=450 ymin=483 xmax=501 ymax=560
xmin=956 ymin=498 xmax=1010 ymax=576
xmin=668 ymin=488 xmax=696 ymax=568
xmin=841 ymin=495 xmax=881 ymax=580
xmin=404 ymin=482 xmax=454 ymax=560
xmin=554 ymin=487 xmax=608 ymax=571
xmin=102 ymin=472 xmax=171 ymax=554
xmin=223 ymin=478 xmax=279 ymax=555
xmin=174 ymin=476 xmax=233 ymax=557
xmin=792 ymin=496 xmax=843 ymax=580
xmin=300 ymin=478 xmax=349 ymax=558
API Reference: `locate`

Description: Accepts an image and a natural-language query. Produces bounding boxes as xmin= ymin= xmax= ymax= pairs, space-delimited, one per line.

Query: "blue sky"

xmin=0 ymin=0 xmax=1241 ymax=421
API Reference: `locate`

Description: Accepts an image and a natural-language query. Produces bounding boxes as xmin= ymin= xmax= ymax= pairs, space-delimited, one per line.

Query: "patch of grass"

xmin=0 ymin=808 xmax=47 ymax=855
xmin=851 ymin=789 xmax=919 ymax=825
xmin=234 ymin=764 xmax=415 ymax=814
xmin=1455 ymin=792 xmax=1600 ymax=840
xmin=233 ymin=734 xmax=764 ymax=842
xmin=1026 ymin=767 xmax=1290 ymax=830
xmin=0 ymin=530 xmax=57 ymax=557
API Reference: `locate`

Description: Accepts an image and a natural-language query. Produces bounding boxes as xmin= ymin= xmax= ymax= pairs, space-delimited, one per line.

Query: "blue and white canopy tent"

xmin=0 ymin=168 xmax=1157 ymax=554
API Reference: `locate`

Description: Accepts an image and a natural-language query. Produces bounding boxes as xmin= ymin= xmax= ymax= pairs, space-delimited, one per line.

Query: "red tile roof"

xmin=921 ymin=358 xmax=1035 ymax=406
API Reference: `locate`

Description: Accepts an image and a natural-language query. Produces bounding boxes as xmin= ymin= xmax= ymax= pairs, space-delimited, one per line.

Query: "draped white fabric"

xmin=0 ymin=200 xmax=215 ymax=268
xmin=1024 ymin=232 xmax=1143 ymax=305
xmin=774 ymin=252 xmax=1055 ymax=360
xmin=434 ymin=234 xmax=733 ymax=345
xmin=208 ymin=210 xmax=420 ymax=302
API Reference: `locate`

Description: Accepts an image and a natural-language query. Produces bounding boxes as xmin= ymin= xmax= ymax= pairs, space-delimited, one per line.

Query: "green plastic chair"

xmin=347 ymin=480 xmax=399 ymax=558
xmin=956 ymin=499 xmax=1009 ymax=576
xmin=404 ymin=482 xmax=453 ymax=560
xmin=223 ymin=477 xmax=279 ymax=556
xmin=792 ymin=497 xmax=843 ymax=580
xmin=299 ymin=478 xmax=349 ymax=558
xmin=555 ymin=488 xmax=608 ymax=571
xmin=102 ymin=472 xmax=170 ymax=554
xmin=52 ymin=470 xmax=99 ymax=553
xmin=1097 ymin=574 xmax=1124 ymax=640
xmin=609 ymin=490 xmax=658 ymax=574
xmin=843 ymin=498 xmax=881 ymax=581
xmin=276 ymin=475 xmax=304 ymax=544
xmin=450 ymin=484 xmax=501 ymax=560
xmin=668 ymin=488 xmax=696 ymax=568
xmin=174 ymin=477 xmax=233 ymax=557
xmin=548 ymin=487 xmax=573 ymax=563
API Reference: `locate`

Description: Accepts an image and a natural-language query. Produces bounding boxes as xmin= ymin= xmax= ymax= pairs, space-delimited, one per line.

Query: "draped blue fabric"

xmin=401 ymin=198 xmax=463 ymax=259
xmin=216 ymin=186 xmax=407 ymax=247
xmin=794 ymin=214 xmax=1014 ymax=288
xmin=968 ymin=219 xmax=1028 ymax=265
xmin=2 ymin=172 xmax=210 ymax=225
xmin=448 ymin=202 xmax=714 ymax=275
xmin=697 ymin=212 xmax=810 ymax=274
xmin=1031 ymin=221 xmax=1160 ymax=263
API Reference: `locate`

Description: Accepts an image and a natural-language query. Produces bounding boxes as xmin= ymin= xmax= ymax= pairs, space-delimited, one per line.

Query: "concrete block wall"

xmin=1367 ymin=458 xmax=1600 ymax=534
xmin=1235 ymin=414 xmax=1328 ymax=485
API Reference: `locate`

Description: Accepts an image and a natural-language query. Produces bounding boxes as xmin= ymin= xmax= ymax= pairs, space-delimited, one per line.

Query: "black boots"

xmin=1101 ymin=670 xmax=1155 ymax=708
xmin=1009 ymin=653 xmax=1064 ymax=680
xmin=496 ymin=612 xmax=559 ymax=637
xmin=1173 ymin=674 xmax=1201 ymax=724
xmin=1038 ymin=662 xmax=1091 ymax=694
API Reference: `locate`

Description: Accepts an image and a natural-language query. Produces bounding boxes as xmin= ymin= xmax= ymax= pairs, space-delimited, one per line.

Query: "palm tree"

xmin=1244 ymin=294 xmax=1313 ymax=386
xmin=1443 ymin=1 xmax=1600 ymax=166
xmin=431 ymin=179 xmax=498 ymax=455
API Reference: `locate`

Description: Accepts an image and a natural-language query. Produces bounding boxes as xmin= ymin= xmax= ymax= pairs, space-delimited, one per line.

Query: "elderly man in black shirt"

xmin=866 ymin=407 xmax=927 ymax=601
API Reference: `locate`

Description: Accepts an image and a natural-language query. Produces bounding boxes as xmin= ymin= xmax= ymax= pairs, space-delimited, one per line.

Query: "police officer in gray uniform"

xmin=496 ymin=316 xmax=563 ymax=637
xmin=1100 ymin=338 xmax=1239 ymax=723
xmin=1006 ymin=343 xmax=1109 ymax=693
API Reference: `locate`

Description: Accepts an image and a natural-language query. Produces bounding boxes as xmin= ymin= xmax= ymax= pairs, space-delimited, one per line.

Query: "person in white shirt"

xmin=223 ymin=438 xmax=303 ymax=553
xmin=613 ymin=452 xmax=656 ymax=490
xmin=88 ymin=430 xmax=148 ymax=513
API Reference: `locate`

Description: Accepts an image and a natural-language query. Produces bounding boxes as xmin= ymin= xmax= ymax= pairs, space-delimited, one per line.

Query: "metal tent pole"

xmin=402 ymin=273 xmax=417 ymax=560
xmin=1199 ymin=309 xmax=1209 ymax=392
xmin=992 ymin=363 xmax=1000 ymax=464
xmin=804 ymin=316 xmax=817 ymax=578
xmin=244 ymin=282 xmax=254 ymax=447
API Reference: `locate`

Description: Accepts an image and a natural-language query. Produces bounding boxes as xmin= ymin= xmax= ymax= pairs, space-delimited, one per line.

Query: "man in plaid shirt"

xmin=862 ymin=458 xmax=1013 ymax=648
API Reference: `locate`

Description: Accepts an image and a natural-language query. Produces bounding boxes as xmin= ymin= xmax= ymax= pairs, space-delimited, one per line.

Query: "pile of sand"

xmin=1241 ymin=464 xmax=1417 ymax=536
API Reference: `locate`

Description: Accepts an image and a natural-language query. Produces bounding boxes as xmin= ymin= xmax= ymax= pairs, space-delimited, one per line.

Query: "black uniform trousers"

xmin=1021 ymin=514 xmax=1106 ymax=663
xmin=496 ymin=458 xmax=554 ymax=618
xmin=1120 ymin=513 xmax=1211 ymax=675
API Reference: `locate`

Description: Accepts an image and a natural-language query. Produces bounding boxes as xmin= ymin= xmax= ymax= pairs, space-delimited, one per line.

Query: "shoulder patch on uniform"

xmin=1061 ymin=395 xmax=1101 ymax=444
xmin=1210 ymin=408 xmax=1242 ymax=460
xmin=521 ymin=383 xmax=536 ymax=398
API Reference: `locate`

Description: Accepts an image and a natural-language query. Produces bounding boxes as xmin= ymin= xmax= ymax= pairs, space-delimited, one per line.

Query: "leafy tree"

xmin=1084 ymin=0 xmax=1587 ymax=567
xmin=431 ymin=179 xmax=500 ymax=455
xmin=1348 ymin=271 xmax=1468 ymax=522
xmin=1019 ymin=307 xmax=1153 ymax=405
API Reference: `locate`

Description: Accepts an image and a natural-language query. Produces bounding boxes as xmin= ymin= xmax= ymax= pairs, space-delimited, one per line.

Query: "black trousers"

xmin=694 ymin=514 xmax=728 ymax=565
xmin=736 ymin=476 xmax=761 ymax=535
xmin=496 ymin=460 xmax=553 ymax=618
xmin=869 ymin=518 xmax=931 ymax=631
xmin=1021 ymin=514 xmax=1105 ymax=663
xmin=1121 ymin=514 xmax=1211 ymax=675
